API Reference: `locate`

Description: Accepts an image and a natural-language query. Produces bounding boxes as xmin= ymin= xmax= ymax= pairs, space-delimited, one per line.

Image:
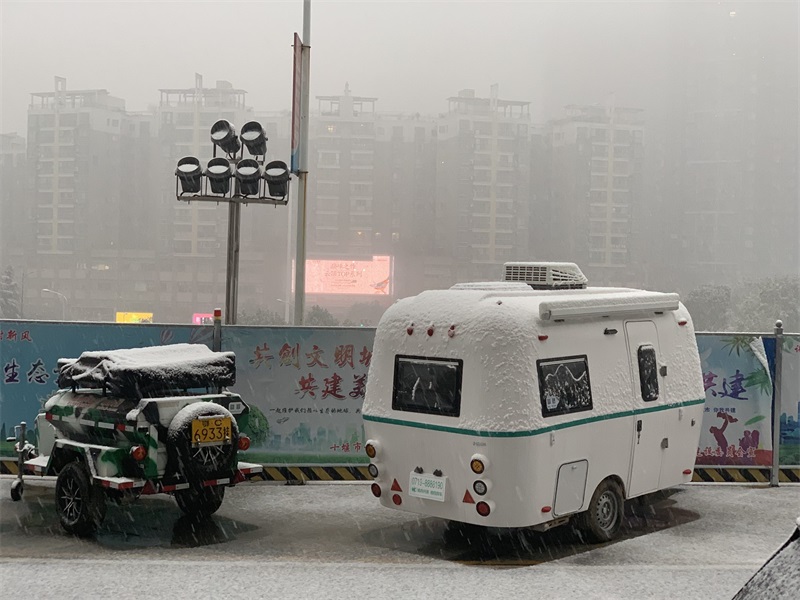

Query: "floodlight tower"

xmin=174 ymin=119 xmax=291 ymax=325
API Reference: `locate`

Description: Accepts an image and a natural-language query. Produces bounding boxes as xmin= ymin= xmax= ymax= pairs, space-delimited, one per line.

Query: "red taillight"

xmin=476 ymin=501 xmax=491 ymax=517
xmin=427 ymin=326 xmax=434 ymax=336
xmin=238 ymin=435 xmax=251 ymax=451
xmin=130 ymin=445 xmax=147 ymax=461
xmin=678 ymin=319 xmax=688 ymax=326
xmin=683 ymin=469 xmax=692 ymax=475
xmin=392 ymin=494 xmax=402 ymax=506
xmin=541 ymin=506 xmax=552 ymax=513
xmin=371 ymin=483 xmax=382 ymax=498
xmin=45 ymin=412 xmax=53 ymax=421
xmin=538 ymin=335 xmax=549 ymax=341
xmin=407 ymin=324 xmax=414 ymax=335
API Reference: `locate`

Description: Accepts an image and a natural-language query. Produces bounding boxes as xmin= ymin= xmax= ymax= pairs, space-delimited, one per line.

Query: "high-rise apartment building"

xmin=306 ymin=86 xmax=438 ymax=312
xmin=0 ymin=133 xmax=27 ymax=270
xmin=309 ymin=85 xmax=383 ymax=258
xmin=540 ymin=104 xmax=645 ymax=286
xmin=307 ymin=85 xmax=534 ymax=294
xmin=435 ymin=87 xmax=532 ymax=284
xmin=373 ymin=112 xmax=437 ymax=296
xmin=13 ymin=76 xmax=292 ymax=323
xmin=22 ymin=77 xmax=162 ymax=320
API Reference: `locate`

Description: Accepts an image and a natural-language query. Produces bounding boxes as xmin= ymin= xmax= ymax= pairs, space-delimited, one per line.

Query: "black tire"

xmin=10 ymin=479 xmax=23 ymax=502
xmin=55 ymin=461 xmax=106 ymax=536
xmin=174 ymin=485 xmax=225 ymax=518
xmin=578 ymin=478 xmax=624 ymax=543
xmin=167 ymin=403 xmax=239 ymax=484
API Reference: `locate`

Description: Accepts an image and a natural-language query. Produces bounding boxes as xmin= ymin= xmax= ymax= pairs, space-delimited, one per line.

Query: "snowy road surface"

xmin=1 ymin=479 xmax=798 ymax=599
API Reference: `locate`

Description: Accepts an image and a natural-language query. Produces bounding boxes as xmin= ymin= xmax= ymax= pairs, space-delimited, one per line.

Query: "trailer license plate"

xmin=409 ymin=472 xmax=447 ymax=502
xmin=191 ymin=417 xmax=232 ymax=446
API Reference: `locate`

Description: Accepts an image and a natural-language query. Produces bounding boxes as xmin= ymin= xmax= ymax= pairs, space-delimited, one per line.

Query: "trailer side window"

xmin=392 ymin=355 xmax=463 ymax=417
xmin=537 ymin=355 xmax=593 ymax=417
xmin=637 ymin=345 xmax=659 ymax=402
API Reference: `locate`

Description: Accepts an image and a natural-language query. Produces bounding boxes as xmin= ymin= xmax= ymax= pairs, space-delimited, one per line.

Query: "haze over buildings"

xmin=0 ymin=1 xmax=797 ymax=324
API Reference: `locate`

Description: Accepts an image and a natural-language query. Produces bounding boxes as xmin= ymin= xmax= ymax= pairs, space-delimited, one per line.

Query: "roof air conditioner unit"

xmin=503 ymin=262 xmax=588 ymax=290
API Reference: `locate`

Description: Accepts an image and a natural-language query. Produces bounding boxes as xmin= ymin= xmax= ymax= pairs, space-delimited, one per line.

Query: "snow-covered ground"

xmin=0 ymin=479 xmax=797 ymax=599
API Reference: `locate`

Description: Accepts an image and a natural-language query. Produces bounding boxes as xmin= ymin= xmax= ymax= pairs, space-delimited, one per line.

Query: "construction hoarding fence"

xmin=1 ymin=320 xmax=798 ymax=482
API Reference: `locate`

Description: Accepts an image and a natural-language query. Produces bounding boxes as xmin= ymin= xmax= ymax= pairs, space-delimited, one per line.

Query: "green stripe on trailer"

xmin=363 ymin=398 xmax=707 ymax=438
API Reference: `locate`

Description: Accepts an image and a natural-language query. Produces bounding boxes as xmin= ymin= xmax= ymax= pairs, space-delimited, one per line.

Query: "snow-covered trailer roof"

xmin=381 ymin=285 xmax=681 ymax=329
xmin=56 ymin=343 xmax=236 ymax=398
xmin=364 ymin=284 xmax=697 ymax=431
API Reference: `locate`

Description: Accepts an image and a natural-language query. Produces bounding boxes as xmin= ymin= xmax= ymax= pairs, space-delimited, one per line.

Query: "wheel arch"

xmin=47 ymin=445 xmax=88 ymax=476
xmin=606 ymin=474 xmax=627 ymax=499
xmin=579 ymin=473 xmax=627 ymax=512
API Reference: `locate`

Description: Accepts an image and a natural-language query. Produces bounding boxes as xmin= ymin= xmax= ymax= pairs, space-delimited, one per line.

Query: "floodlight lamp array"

xmin=175 ymin=156 xmax=291 ymax=202
xmin=175 ymin=119 xmax=290 ymax=201
xmin=209 ymin=120 xmax=269 ymax=159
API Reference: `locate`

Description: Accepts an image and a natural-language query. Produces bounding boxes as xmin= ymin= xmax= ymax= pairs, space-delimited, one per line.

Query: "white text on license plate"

xmin=408 ymin=472 xmax=446 ymax=502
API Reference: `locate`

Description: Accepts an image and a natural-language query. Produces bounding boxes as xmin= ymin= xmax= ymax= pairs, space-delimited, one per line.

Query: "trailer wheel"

xmin=168 ymin=404 xmax=238 ymax=483
xmin=55 ymin=461 xmax=106 ymax=536
xmin=174 ymin=485 xmax=225 ymax=518
xmin=578 ymin=478 xmax=623 ymax=543
xmin=10 ymin=479 xmax=23 ymax=502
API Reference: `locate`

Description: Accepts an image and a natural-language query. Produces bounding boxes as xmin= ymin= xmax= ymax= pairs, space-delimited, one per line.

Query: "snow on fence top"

xmin=56 ymin=343 xmax=236 ymax=398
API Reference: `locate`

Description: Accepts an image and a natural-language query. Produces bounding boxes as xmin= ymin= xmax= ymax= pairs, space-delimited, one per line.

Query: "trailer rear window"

xmin=392 ymin=355 xmax=463 ymax=417
xmin=537 ymin=355 xmax=593 ymax=417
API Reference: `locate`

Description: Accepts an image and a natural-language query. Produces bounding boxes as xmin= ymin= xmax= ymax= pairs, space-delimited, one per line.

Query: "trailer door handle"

xmin=636 ymin=419 xmax=642 ymax=443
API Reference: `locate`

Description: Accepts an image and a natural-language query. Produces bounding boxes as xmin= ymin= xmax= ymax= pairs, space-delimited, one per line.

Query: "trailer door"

xmin=626 ymin=320 xmax=665 ymax=497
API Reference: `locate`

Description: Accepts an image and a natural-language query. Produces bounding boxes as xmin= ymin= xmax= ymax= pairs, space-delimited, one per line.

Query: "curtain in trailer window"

xmin=537 ymin=355 xmax=593 ymax=417
xmin=637 ymin=345 xmax=659 ymax=402
xmin=392 ymin=355 xmax=463 ymax=417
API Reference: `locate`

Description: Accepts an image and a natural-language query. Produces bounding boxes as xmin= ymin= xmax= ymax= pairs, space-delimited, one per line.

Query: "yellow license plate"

xmin=191 ymin=416 xmax=232 ymax=446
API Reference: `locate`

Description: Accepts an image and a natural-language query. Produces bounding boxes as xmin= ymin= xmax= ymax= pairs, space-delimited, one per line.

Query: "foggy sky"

xmin=3 ymin=0 xmax=683 ymax=134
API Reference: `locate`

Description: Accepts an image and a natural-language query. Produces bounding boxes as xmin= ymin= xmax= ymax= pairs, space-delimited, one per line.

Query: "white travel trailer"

xmin=362 ymin=263 xmax=705 ymax=542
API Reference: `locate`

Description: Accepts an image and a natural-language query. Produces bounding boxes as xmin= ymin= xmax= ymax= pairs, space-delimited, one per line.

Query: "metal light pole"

xmin=293 ymin=0 xmax=311 ymax=325
xmin=42 ymin=288 xmax=67 ymax=321
xmin=226 ymin=200 xmax=242 ymax=325
xmin=771 ymin=320 xmax=784 ymax=487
